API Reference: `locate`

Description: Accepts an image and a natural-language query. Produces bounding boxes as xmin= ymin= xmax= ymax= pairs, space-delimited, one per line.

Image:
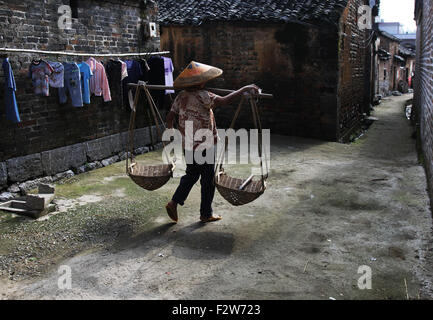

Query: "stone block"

xmin=110 ymin=133 xmax=125 ymax=155
xmin=101 ymin=155 xmax=120 ymax=167
xmin=19 ymin=176 xmax=53 ymax=194
xmin=118 ymin=151 xmax=133 ymax=161
xmin=0 ymin=162 xmax=7 ymax=189
xmin=134 ymin=147 xmax=150 ymax=155
xmin=89 ymin=161 xmax=103 ymax=170
xmin=76 ymin=165 xmax=87 ymax=174
xmin=26 ymin=194 xmax=54 ymax=211
xmin=76 ymin=161 xmax=103 ymax=174
xmin=39 ymin=184 xmax=55 ymax=194
xmin=0 ymin=192 xmax=19 ymax=202
xmin=134 ymin=127 xmax=152 ymax=148
xmin=7 ymin=183 xmax=20 ymax=194
xmin=6 ymin=154 xmax=43 ymax=183
xmin=53 ymin=170 xmax=75 ymax=182
xmin=120 ymin=131 xmax=131 ymax=152
xmin=85 ymin=136 xmax=113 ymax=161
xmin=41 ymin=143 xmax=87 ymax=176
xmin=152 ymin=125 xmax=162 ymax=143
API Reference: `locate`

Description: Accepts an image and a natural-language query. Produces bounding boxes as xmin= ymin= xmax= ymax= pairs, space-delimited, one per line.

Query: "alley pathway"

xmin=2 ymin=94 xmax=433 ymax=299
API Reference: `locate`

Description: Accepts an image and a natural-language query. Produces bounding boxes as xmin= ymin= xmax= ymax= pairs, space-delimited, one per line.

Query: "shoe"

xmin=200 ymin=215 xmax=222 ymax=223
xmin=165 ymin=201 xmax=178 ymax=222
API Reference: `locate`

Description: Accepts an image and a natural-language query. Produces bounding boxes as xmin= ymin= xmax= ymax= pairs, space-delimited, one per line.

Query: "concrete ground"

xmin=1 ymin=94 xmax=433 ymax=300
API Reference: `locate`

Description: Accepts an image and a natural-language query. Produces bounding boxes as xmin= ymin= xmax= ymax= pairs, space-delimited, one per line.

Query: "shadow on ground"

xmin=2 ymin=94 xmax=433 ymax=300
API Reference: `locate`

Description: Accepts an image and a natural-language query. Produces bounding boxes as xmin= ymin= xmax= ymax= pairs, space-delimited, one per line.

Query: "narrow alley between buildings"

xmin=2 ymin=94 xmax=432 ymax=300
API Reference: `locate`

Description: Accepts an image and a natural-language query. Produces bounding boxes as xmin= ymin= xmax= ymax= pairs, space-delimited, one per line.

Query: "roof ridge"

xmin=156 ymin=0 xmax=349 ymax=27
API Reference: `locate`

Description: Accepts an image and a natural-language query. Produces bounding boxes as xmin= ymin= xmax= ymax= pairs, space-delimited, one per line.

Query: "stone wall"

xmin=160 ymin=0 xmax=373 ymax=142
xmin=414 ymin=0 xmax=433 ymax=202
xmin=0 ymin=125 xmax=159 ymax=198
xmin=0 ymin=0 xmax=162 ymax=192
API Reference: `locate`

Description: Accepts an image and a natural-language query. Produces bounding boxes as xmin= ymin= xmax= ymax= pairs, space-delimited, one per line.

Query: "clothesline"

xmin=0 ymin=47 xmax=170 ymax=57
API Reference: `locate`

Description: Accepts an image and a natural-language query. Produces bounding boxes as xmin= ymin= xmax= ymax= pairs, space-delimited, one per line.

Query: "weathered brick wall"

xmin=414 ymin=0 xmax=433 ymax=202
xmin=337 ymin=0 xmax=370 ymax=141
xmin=161 ymin=22 xmax=340 ymax=141
xmin=0 ymin=0 xmax=160 ymax=163
xmin=377 ymin=35 xmax=400 ymax=96
xmin=378 ymin=59 xmax=390 ymax=96
xmin=413 ymin=9 xmax=422 ymax=126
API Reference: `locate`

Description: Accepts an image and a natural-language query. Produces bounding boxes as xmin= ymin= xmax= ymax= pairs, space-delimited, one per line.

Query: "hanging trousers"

xmin=59 ymin=62 xmax=83 ymax=107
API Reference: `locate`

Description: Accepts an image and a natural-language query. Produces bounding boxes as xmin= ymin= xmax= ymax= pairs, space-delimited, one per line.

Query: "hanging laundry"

xmin=58 ymin=62 xmax=83 ymax=108
xmin=139 ymin=59 xmax=150 ymax=82
xmin=2 ymin=58 xmax=21 ymax=123
xmin=122 ymin=59 xmax=143 ymax=107
xmin=29 ymin=59 xmax=53 ymax=96
xmin=106 ymin=59 xmax=126 ymax=108
xmin=120 ymin=60 xmax=128 ymax=81
xmin=47 ymin=61 xmax=65 ymax=88
xmin=86 ymin=57 xmax=111 ymax=102
xmin=78 ymin=61 xmax=93 ymax=105
xmin=147 ymin=55 xmax=165 ymax=109
xmin=163 ymin=57 xmax=175 ymax=94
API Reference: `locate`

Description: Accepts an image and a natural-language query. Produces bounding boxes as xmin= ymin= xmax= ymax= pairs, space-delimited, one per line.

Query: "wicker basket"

xmin=215 ymin=173 xmax=266 ymax=206
xmin=128 ymin=163 xmax=174 ymax=191
xmin=126 ymin=84 xmax=175 ymax=191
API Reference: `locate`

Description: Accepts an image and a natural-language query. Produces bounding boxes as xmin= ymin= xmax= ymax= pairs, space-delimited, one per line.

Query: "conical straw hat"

xmin=174 ymin=61 xmax=223 ymax=89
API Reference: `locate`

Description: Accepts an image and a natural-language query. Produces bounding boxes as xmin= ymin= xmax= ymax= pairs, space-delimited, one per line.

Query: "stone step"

xmin=0 ymin=200 xmax=28 ymax=213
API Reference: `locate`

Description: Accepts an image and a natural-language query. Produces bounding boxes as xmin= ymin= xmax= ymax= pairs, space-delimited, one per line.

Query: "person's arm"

xmin=166 ymin=111 xmax=176 ymax=129
xmin=213 ymin=84 xmax=260 ymax=107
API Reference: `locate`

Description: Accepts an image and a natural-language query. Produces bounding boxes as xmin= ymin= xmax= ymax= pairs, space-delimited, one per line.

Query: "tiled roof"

xmin=378 ymin=30 xmax=401 ymax=42
xmin=156 ymin=0 xmax=349 ymax=26
xmin=394 ymin=54 xmax=405 ymax=63
xmin=399 ymin=45 xmax=415 ymax=57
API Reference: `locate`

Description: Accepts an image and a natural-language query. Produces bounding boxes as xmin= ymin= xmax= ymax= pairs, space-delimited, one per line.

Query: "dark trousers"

xmin=172 ymin=149 xmax=216 ymax=218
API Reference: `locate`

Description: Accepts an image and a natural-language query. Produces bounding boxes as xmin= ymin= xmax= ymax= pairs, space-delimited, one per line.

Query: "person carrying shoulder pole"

xmin=165 ymin=61 xmax=260 ymax=223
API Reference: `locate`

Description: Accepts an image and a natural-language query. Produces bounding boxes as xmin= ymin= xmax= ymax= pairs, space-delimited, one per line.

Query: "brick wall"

xmin=161 ymin=22 xmax=340 ymax=141
xmin=414 ymin=0 xmax=433 ymax=202
xmin=0 ymin=0 xmax=160 ymax=163
xmin=378 ymin=59 xmax=391 ymax=96
xmin=377 ymin=35 xmax=400 ymax=96
xmin=337 ymin=0 xmax=370 ymax=141
xmin=161 ymin=0 xmax=372 ymax=142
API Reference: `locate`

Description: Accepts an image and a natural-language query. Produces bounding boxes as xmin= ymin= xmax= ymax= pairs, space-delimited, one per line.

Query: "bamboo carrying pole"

xmin=127 ymin=83 xmax=274 ymax=99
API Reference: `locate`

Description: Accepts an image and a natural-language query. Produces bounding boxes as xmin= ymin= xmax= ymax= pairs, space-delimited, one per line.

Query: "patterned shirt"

xmin=29 ymin=60 xmax=53 ymax=96
xmin=47 ymin=61 xmax=65 ymax=88
xmin=86 ymin=57 xmax=111 ymax=102
xmin=170 ymin=90 xmax=220 ymax=150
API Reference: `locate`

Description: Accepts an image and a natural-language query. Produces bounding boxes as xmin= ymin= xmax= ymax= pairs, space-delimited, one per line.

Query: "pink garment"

xmin=120 ymin=60 xmax=128 ymax=80
xmin=86 ymin=57 xmax=111 ymax=102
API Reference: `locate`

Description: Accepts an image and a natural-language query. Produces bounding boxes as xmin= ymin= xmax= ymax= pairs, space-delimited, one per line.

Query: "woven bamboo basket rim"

xmin=215 ymin=183 xmax=266 ymax=195
xmin=128 ymin=162 xmax=174 ymax=177
xmin=215 ymin=172 xmax=266 ymax=194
